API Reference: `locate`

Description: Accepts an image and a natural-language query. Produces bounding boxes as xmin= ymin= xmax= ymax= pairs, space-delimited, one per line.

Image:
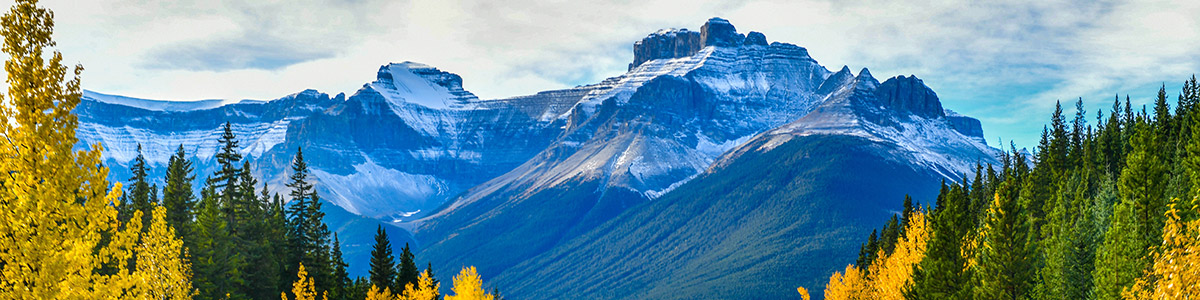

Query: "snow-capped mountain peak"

xmin=369 ymin=62 xmax=479 ymax=110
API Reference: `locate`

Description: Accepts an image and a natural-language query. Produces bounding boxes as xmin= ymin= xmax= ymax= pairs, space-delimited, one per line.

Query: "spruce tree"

xmin=369 ymin=225 xmax=398 ymax=292
xmin=972 ymin=182 xmax=1034 ymax=299
xmin=128 ymin=143 xmax=154 ymax=232
xmin=906 ymin=183 xmax=974 ymax=300
xmin=286 ymin=147 xmax=335 ymax=294
xmin=331 ymin=233 xmax=350 ymax=300
xmin=211 ymin=122 xmax=243 ymax=198
xmin=398 ymin=242 xmax=420 ymax=295
xmin=162 ymin=144 xmax=196 ymax=246
xmin=192 ymin=187 xmax=246 ymax=300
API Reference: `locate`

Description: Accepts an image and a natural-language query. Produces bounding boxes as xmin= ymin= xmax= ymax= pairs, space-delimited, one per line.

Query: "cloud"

xmin=142 ymin=32 xmax=339 ymax=71
xmin=2 ymin=0 xmax=1198 ymax=148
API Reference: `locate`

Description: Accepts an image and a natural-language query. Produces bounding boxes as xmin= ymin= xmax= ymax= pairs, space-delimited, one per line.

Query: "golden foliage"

xmin=402 ymin=269 xmax=441 ymax=300
xmin=132 ymin=206 xmax=194 ymax=300
xmin=283 ymin=263 xmax=318 ymax=300
xmin=797 ymin=286 xmax=811 ymax=300
xmin=446 ymin=266 xmax=494 ymax=300
xmin=1123 ymin=203 xmax=1200 ymax=299
xmin=823 ymin=264 xmax=868 ymax=300
xmin=817 ymin=210 xmax=932 ymax=300
xmin=866 ymin=210 xmax=931 ymax=300
xmin=364 ymin=284 xmax=395 ymax=300
xmin=0 ymin=0 xmax=190 ymax=298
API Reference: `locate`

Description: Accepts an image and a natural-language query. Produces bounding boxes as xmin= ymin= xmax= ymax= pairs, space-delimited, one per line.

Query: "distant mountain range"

xmin=74 ymin=17 xmax=998 ymax=299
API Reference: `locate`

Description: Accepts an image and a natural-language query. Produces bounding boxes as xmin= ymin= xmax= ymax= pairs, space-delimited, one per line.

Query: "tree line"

xmin=800 ymin=76 xmax=1200 ymax=299
xmin=0 ymin=1 xmax=506 ymax=299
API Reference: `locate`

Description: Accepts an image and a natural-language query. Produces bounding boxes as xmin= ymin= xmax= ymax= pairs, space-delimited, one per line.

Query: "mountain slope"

xmin=411 ymin=18 xmax=997 ymax=297
xmin=489 ymin=66 xmax=996 ymax=300
xmin=413 ymin=18 xmax=839 ymax=279
xmin=497 ymin=134 xmax=946 ymax=299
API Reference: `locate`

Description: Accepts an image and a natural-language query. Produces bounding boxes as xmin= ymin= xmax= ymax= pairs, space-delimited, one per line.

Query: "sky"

xmin=3 ymin=0 xmax=1200 ymax=148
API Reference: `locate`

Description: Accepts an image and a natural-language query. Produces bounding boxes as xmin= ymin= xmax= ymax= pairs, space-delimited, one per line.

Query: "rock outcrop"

xmin=629 ymin=17 xmax=753 ymax=70
xmin=875 ymin=75 xmax=945 ymax=119
xmin=629 ymin=29 xmax=702 ymax=71
xmin=700 ymin=17 xmax=743 ymax=47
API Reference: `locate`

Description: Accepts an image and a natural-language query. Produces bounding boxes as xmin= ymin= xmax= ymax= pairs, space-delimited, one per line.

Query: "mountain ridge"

xmin=71 ymin=17 xmax=998 ymax=292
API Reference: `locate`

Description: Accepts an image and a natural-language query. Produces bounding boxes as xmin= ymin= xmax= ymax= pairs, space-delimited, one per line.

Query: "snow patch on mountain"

xmin=370 ymin=62 xmax=479 ymax=111
xmin=76 ymin=120 xmax=292 ymax=164
xmin=312 ymin=158 xmax=450 ymax=217
xmin=83 ymin=90 xmax=263 ymax=112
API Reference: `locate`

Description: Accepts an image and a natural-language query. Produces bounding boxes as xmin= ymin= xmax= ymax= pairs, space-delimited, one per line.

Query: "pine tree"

xmin=192 ymin=187 xmax=246 ymax=300
xmin=907 ymin=184 xmax=974 ymax=300
xmin=286 ymin=147 xmax=335 ymax=295
xmin=128 ymin=143 xmax=155 ymax=232
xmin=972 ymin=185 xmax=1034 ymax=300
xmin=425 ymin=263 xmax=441 ymax=300
xmin=856 ymin=230 xmax=879 ymax=270
xmin=398 ymin=243 xmax=420 ymax=295
xmin=211 ymin=121 xmax=243 ymax=201
xmin=331 ymin=233 xmax=350 ymax=300
xmin=162 ymin=144 xmax=197 ymax=247
xmin=370 ymin=225 xmax=398 ymax=293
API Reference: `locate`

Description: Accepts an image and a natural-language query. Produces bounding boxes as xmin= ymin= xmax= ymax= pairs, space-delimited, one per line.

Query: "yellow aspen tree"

xmin=365 ymin=285 xmax=396 ymax=300
xmin=402 ymin=269 xmax=440 ymax=300
xmin=446 ymin=266 xmax=494 ymax=300
xmin=1124 ymin=203 xmax=1200 ymax=299
xmin=822 ymin=264 xmax=867 ymax=300
xmin=283 ymin=263 xmax=318 ymax=300
xmin=132 ymin=205 xmax=194 ymax=300
xmin=866 ymin=210 xmax=931 ymax=300
xmin=0 ymin=0 xmax=144 ymax=298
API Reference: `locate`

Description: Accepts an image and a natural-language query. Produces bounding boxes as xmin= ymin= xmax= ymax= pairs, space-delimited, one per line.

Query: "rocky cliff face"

xmin=628 ymin=17 xmax=753 ymax=70
xmin=629 ymin=29 xmax=701 ymax=71
xmin=875 ymin=75 xmax=945 ymax=119
xmin=700 ymin=17 xmax=743 ymax=47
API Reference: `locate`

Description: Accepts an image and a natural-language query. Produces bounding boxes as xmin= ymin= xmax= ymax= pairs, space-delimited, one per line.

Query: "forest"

xmin=799 ymin=70 xmax=1200 ymax=299
xmin=0 ymin=1 xmax=500 ymax=299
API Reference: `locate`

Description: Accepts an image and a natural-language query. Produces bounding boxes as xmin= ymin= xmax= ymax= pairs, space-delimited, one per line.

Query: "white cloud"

xmin=0 ymin=0 xmax=1196 ymax=147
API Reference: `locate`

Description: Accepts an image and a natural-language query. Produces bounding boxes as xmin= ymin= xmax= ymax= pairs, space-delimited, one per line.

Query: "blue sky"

xmin=4 ymin=0 xmax=1199 ymax=149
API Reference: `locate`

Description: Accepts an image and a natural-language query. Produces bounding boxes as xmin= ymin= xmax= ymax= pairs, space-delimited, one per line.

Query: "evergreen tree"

xmin=398 ymin=242 xmax=420 ymax=295
xmin=286 ymin=147 xmax=335 ymax=295
xmin=162 ymin=144 xmax=197 ymax=247
xmin=127 ymin=143 xmax=154 ymax=232
xmin=192 ymin=187 xmax=246 ymax=300
xmin=856 ymin=230 xmax=879 ymax=270
xmin=369 ymin=225 xmax=398 ymax=292
xmin=906 ymin=183 xmax=974 ymax=300
xmin=426 ymin=263 xmax=442 ymax=300
xmin=211 ymin=121 xmax=243 ymax=200
xmin=331 ymin=233 xmax=350 ymax=300
xmin=972 ymin=183 xmax=1034 ymax=299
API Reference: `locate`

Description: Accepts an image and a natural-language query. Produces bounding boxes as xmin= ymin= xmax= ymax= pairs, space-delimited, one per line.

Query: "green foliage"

xmin=907 ymin=183 xmax=974 ymax=300
xmin=972 ymin=182 xmax=1034 ymax=300
xmin=369 ymin=225 xmax=398 ymax=293
xmin=398 ymin=242 xmax=420 ymax=296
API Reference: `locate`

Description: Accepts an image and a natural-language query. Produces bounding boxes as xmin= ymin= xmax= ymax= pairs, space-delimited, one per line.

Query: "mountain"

xmin=409 ymin=18 xmax=997 ymax=298
xmin=72 ymin=17 xmax=997 ymax=297
xmin=490 ymin=63 xmax=996 ymax=300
